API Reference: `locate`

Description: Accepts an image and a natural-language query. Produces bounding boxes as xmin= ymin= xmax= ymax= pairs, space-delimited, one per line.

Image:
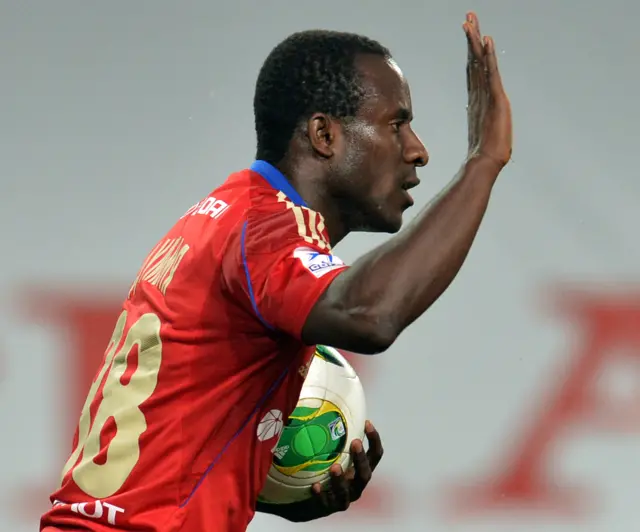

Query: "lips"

xmin=400 ymin=188 xmax=414 ymax=207
xmin=402 ymin=175 xmax=420 ymax=191
xmin=400 ymin=175 xmax=420 ymax=207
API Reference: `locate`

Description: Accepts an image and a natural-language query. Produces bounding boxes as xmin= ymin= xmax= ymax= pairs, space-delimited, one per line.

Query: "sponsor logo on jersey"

xmin=52 ymin=499 xmax=125 ymax=526
xmin=293 ymin=247 xmax=345 ymax=278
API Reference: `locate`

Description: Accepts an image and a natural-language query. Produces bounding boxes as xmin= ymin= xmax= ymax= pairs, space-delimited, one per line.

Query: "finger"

xmin=348 ymin=438 xmax=371 ymax=500
xmin=328 ymin=464 xmax=351 ymax=511
xmin=483 ymin=36 xmax=505 ymax=96
xmin=364 ymin=420 xmax=384 ymax=471
xmin=344 ymin=465 xmax=356 ymax=481
xmin=463 ymin=13 xmax=485 ymax=62
xmin=311 ymin=481 xmax=329 ymax=507
xmin=468 ymin=12 xmax=482 ymax=40
xmin=463 ymin=16 xmax=486 ymax=96
xmin=463 ymin=25 xmax=476 ymax=95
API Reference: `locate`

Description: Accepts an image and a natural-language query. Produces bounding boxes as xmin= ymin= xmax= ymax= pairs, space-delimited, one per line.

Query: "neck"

xmin=276 ymin=158 xmax=349 ymax=247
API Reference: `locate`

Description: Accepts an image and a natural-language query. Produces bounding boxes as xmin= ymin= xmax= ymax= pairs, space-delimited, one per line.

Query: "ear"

xmin=306 ymin=113 xmax=340 ymax=159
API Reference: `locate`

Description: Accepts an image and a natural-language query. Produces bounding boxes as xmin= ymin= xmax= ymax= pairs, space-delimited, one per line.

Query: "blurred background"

xmin=2 ymin=1 xmax=640 ymax=531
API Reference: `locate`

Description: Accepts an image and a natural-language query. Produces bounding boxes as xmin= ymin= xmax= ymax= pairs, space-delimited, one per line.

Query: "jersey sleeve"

xmin=223 ymin=206 xmax=349 ymax=339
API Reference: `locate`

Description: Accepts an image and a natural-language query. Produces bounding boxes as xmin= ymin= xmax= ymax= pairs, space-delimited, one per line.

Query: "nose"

xmin=404 ymin=130 xmax=429 ymax=167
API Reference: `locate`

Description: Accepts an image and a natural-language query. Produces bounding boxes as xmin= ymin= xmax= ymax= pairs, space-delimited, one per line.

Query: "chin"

xmin=356 ymin=211 xmax=403 ymax=234
xmin=383 ymin=216 xmax=403 ymax=233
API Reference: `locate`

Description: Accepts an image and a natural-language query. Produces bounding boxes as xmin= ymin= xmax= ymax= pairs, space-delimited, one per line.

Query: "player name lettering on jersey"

xmin=181 ymin=196 xmax=230 ymax=220
xmin=292 ymin=247 xmax=345 ymax=278
xmin=52 ymin=499 xmax=125 ymax=526
xmin=129 ymin=237 xmax=190 ymax=298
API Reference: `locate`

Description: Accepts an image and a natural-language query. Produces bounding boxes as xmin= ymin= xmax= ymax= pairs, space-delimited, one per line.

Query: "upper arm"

xmin=301 ymin=265 xmax=396 ymax=354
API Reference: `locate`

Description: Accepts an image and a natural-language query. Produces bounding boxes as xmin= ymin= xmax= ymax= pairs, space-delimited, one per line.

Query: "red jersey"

xmin=40 ymin=161 xmax=350 ymax=532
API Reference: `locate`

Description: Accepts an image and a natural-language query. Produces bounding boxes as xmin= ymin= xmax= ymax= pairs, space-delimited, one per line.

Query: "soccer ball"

xmin=258 ymin=345 xmax=367 ymax=505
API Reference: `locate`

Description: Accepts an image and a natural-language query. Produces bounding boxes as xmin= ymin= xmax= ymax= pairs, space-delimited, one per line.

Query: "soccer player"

xmin=40 ymin=11 xmax=511 ymax=532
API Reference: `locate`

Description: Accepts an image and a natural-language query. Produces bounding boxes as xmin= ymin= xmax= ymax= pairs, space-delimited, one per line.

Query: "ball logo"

xmin=257 ymin=409 xmax=284 ymax=442
xmin=328 ymin=418 xmax=346 ymax=441
xmin=293 ymin=247 xmax=345 ymax=278
xmin=273 ymin=445 xmax=290 ymax=460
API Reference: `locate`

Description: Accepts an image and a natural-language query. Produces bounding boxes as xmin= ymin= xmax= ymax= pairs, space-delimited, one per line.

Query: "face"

xmin=329 ymin=55 xmax=429 ymax=233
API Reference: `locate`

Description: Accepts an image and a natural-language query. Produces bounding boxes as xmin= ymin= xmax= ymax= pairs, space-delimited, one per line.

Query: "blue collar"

xmin=250 ymin=160 xmax=308 ymax=208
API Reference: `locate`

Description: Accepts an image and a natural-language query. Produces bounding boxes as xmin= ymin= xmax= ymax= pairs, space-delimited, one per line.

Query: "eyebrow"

xmin=394 ymin=107 xmax=413 ymax=121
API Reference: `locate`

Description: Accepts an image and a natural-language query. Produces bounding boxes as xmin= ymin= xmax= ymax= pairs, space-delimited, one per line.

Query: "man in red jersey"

xmin=41 ymin=12 xmax=511 ymax=532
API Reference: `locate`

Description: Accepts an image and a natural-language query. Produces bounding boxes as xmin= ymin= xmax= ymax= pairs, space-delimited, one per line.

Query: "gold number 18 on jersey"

xmin=60 ymin=310 xmax=163 ymax=499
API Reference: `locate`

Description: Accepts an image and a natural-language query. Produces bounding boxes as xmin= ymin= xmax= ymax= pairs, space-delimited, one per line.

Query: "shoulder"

xmin=194 ymin=166 xmax=331 ymax=259
xmin=243 ymin=187 xmax=331 ymax=255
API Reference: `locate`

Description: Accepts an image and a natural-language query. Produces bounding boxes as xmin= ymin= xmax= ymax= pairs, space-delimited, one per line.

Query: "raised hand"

xmin=463 ymin=12 xmax=512 ymax=169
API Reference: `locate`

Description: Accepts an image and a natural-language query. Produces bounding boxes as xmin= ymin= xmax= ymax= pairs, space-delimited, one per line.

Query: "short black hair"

xmin=253 ymin=30 xmax=391 ymax=164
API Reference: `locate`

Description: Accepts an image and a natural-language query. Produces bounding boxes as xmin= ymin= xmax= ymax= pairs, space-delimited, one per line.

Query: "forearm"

xmin=363 ymin=155 xmax=497 ymax=322
xmin=320 ymin=156 xmax=500 ymax=348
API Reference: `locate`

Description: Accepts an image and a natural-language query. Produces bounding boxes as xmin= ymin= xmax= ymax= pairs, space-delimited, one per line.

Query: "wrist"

xmin=256 ymin=498 xmax=325 ymax=523
xmin=284 ymin=497 xmax=329 ymax=522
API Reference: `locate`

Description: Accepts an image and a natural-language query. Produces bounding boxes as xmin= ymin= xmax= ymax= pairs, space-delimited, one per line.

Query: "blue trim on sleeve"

xmin=179 ymin=366 xmax=290 ymax=508
xmin=250 ymin=160 xmax=308 ymax=208
xmin=241 ymin=220 xmax=274 ymax=330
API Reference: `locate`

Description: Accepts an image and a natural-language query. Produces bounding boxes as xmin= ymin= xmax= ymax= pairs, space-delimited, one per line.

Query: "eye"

xmin=390 ymin=122 xmax=402 ymax=132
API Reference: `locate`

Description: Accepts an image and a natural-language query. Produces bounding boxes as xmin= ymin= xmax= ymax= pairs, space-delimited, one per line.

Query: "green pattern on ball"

xmin=315 ymin=345 xmax=345 ymax=367
xmin=292 ymin=424 xmax=327 ymax=458
xmin=273 ymin=403 xmax=348 ymax=475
